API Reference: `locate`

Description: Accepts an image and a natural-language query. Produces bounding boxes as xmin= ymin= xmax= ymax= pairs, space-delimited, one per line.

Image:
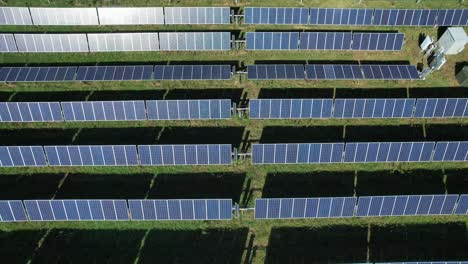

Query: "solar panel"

xmin=88 ymin=33 xmax=159 ymax=52
xmin=30 ymin=8 xmax=99 ymax=25
xmin=0 ymin=7 xmax=33 ymax=25
xmin=76 ymin=66 xmax=153 ymax=81
xmin=0 ymin=146 xmax=47 ymax=167
xmin=164 ymin=7 xmax=230 ymax=24
xmin=44 ymin=145 xmax=139 ymax=166
xmin=351 ymin=33 xmax=404 ymax=51
xmin=361 ymin=65 xmax=419 ymax=80
xmin=153 ymin=65 xmax=231 ymax=80
xmin=0 ymin=200 xmax=27 ymax=222
xmin=343 ymin=142 xmax=435 ymax=163
xmin=332 ymin=99 xmax=415 ymax=118
xmin=247 ymin=65 xmax=305 ymax=80
xmin=138 ymin=144 xmax=232 ymax=166
xmin=0 ymin=34 xmax=18 ymax=52
xmin=0 ymin=66 xmax=77 ymax=82
xmin=455 ymin=194 xmax=468 ymax=215
xmin=437 ymin=9 xmax=466 ymax=26
xmin=244 ymin=7 xmax=309 ymax=24
xmin=159 ymin=32 xmax=231 ymax=51
xmin=309 ymin=8 xmax=373 ymax=25
xmin=356 ymin=195 xmax=458 ymax=217
xmin=128 ymin=199 xmax=232 ymax=220
xmin=249 ymin=99 xmax=333 ymax=119
xmin=15 ymin=34 xmax=89 ymax=52
xmin=432 ymin=141 xmax=468 ymax=162
xmin=254 ymin=197 xmax=357 ymax=219
xmin=414 ymin=98 xmax=468 ymax=118
xmin=0 ymin=102 xmax=63 ymax=122
xmin=373 ymin=9 xmax=440 ymax=26
xmin=252 ymin=143 xmax=344 ymax=164
xmin=299 ymin=32 xmax=352 ymax=50
xmin=246 ymin=32 xmax=299 ymax=50
xmin=24 ymin=200 xmax=129 ymax=221
xmin=61 ymin=101 xmax=146 ymax=121
xmin=305 ymin=65 xmax=363 ymax=80
xmin=97 ymin=7 xmax=164 ymax=25
xmin=146 ymin=99 xmax=231 ymax=120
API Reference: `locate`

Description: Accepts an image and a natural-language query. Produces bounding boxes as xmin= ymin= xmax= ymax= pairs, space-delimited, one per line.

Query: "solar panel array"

xmin=14 ymin=34 xmax=89 ymax=53
xmin=0 ymin=200 xmax=28 ymax=222
xmin=0 ymin=7 xmax=230 ymax=25
xmin=146 ymin=99 xmax=231 ymax=120
xmin=0 ymin=102 xmax=63 ymax=122
xmin=246 ymin=32 xmax=404 ymax=51
xmin=44 ymin=145 xmax=139 ymax=166
xmin=247 ymin=65 xmax=305 ymax=80
xmin=255 ymin=194 xmax=468 ymax=220
xmin=61 ymin=101 xmax=147 ymax=121
xmin=251 ymin=141 xmax=468 ymax=165
xmin=88 ymin=33 xmax=160 ymax=52
xmin=250 ymin=99 xmax=333 ymax=119
xmin=0 ymin=34 xmax=18 ymax=52
xmin=154 ymin=65 xmax=232 ymax=80
xmin=0 ymin=66 xmax=77 ymax=82
xmin=159 ymin=32 xmax=231 ymax=51
xmin=244 ymin=7 xmax=468 ymax=26
xmin=414 ymin=98 xmax=468 ymax=118
xmin=0 ymin=146 xmax=47 ymax=167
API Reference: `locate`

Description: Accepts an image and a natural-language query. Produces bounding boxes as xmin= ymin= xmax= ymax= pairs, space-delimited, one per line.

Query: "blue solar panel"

xmin=247 ymin=65 xmax=305 ymax=80
xmin=343 ymin=142 xmax=435 ymax=163
xmin=128 ymin=199 xmax=232 ymax=220
xmin=432 ymin=141 xmax=468 ymax=162
xmin=138 ymin=144 xmax=231 ymax=166
xmin=437 ymin=9 xmax=466 ymax=26
xmin=352 ymin=33 xmax=404 ymax=51
xmin=0 ymin=66 xmax=77 ymax=82
xmin=414 ymin=98 xmax=468 ymax=118
xmin=244 ymin=7 xmax=309 ymax=24
xmin=76 ymin=66 xmax=153 ymax=81
xmin=252 ymin=143 xmax=344 ymax=164
xmin=249 ymin=99 xmax=333 ymax=119
xmin=44 ymin=145 xmax=139 ymax=166
xmin=0 ymin=102 xmax=63 ymax=122
xmin=305 ymin=65 xmax=363 ymax=80
xmin=373 ymin=9 xmax=439 ymax=26
xmin=361 ymin=65 xmax=419 ymax=80
xmin=146 ymin=99 xmax=231 ymax=120
xmin=356 ymin=195 xmax=458 ymax=217
xmin=0 ymin=200 xmax=27 ymax=222
xmin=254 ymin=197 xmax=356 ymax=219
xmin=61 ymin=101 xmax=146 ymax=121
xmin=333 ymin=99 xmax=415 ymax=118
xmin=24 ymin=200 xmax=129 ymax=221
xmin=154 ymin=65 xmax=231 ymax=80
xmin=299 ymin=32 xmax=352 ymax=50
xmin=246 ymin=32 xmax=299 ymax=50
xmin=309 ymin=8 xmax=373 ymax=25
xmin=0 ymin=146 xmax=47 ymax=167
xmin=455 ymin=194 xmax=468 ymax=215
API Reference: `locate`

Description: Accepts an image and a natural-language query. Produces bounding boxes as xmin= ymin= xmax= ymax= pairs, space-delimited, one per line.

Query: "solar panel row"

xmin=0 ymin=65 xmax=232 ymax=82
xmin=0 ymin=7 xmax=230 ymax=25
xmin=254 ymin=194 xmax=468 ymax=220
xmin=251 ymin=142 xmax=468 ymax=164
xmin=0 ymin=144 xmax=232 ymax=167
xmin=247 ymin=64 xmax=419 ymax=80
xmin=247 ymin=32 xmax=404 ymax=51
xmin=159 ymin=32 xmax=231 ymax=51
xmin=244 ymin=7 xmax=468 ymax=26
xmin=1 ymin=199 xmax=233 ymax=222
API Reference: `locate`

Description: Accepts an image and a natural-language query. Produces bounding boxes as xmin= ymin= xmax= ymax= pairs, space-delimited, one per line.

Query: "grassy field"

xmin=0 ymin=1 xmax=468 ymax=263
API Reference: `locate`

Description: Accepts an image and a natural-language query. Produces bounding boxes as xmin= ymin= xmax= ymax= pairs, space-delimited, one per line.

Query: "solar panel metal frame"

xmin=343 ymin=142 xmax=436 ymax=163
xmin=0 ymin=34 xmax=18 ymax=52
xmin=251 ymin=143 xmax=345 ymax=164
xmin=75 ymin=65 xmax=153 ymax=81
xmin=0 ymin=146 xmax=48 ymax=167
xmin=0 ymin=7 xmax=33 ymax=25
xmin=158 ymin=32 xmax=231 ymax=51
xmin=87 ymin=33 xmax=160 ymax=52
xmin=0 ymin=200 xmax=28 ymax=222
xmin=164 ymin=7 xmax=231 ymax=24
xmin=145 ymin=99 xmax=232 ymax=120
xmin=97 ymin=7 xmax=164 ymax=25
xmin=153 ymin=65 xmax=231 ymax=80
xmin=15 ymin=34 xmax=89 ymax=53
xmin=0 ymin=102 xmax=63 ymax=122
xmin=128 ymin=199 xmax=233 ymax=221
xmin=29 ymin=7 xmax=99 ymax=25
xmin=249 ymin=99 xmax=333 ymax=119
xmin=61 ymin=101 xmax=147 ymax=121
xmin=43 ymin=145 xmax=139 ymax=166
xmin=413 ymin=98 xmax=468 ymax=118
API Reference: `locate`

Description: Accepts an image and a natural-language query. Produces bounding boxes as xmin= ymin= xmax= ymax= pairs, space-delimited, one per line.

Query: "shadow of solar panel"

xmin=61 ymin=101 xmax=146 ymax=121
xmin=146 ymin=99 xmax=231 ymax=120
xmin=247 ymin=65 xmax=304 ymax=80
xmin=333 ymin=99 xmax=415 ymax=118
xmin=44 ymin=145 xmax=139 ymax=166
xmin=0 ymin=34 xmax=18 ymax=52
xmin=30 ymin=8 xmax=99 ymax=25
xmin=437 ymin=9 xmax=466 ymax=26
xmin=249 ymin=99 xmax=333 ymax=119
xmin=414 ymin=98 xmax=468 ymax=118
xmin=343 ymin=142 xmax=435 ymax=163
xmin=455 ymin=194 xmax=468 ymax=215
xmin=138 ymin=144 xmax=232 ymax=166
xmin=351 ymin=33 xmax=404 ymax=51
xmin=97 ymin=7 xmax=164 ymax=25
xmin=254 ymin=197 xmax=356 ymax=219
xmin=309 ymin=8 xmax=373 ymax=25
xmin=0 ymin=7 xmax=33 ymax=25
xmin=88 ymin=33 xmax=159 ymax=52
xmin=164 ymin=7 xmax=230 ymax=24
xmin=128 ymin=199 xmax=232 ymax=220
xmin=0 ymin=200 xmax=27 ymax=222
xmin=252 ymin=143 xmax=344 ymax=164
xmin=0 ymin=146 xmax=47 ymax=167
xmin=432 ymin=141 xmax=468 ymax=162
xmin=356 ymin=195 xmax=459 ymax=217
xmin=76 ymin=66 xmax=153 ymax=81
xmin=245 ymin=7 xmax=309 ymax=24
xmin=154 ymin=65 xmax=231 ymax=80
xmin=0 ymin=67 xmax=77 ymax=82
xmin=24 ymin=200 xmax=129 ymax=221
xmin=159 ymin=32 xmax=231 ymax=51
xmin=0 ymin=102 xmax=63 ymax=122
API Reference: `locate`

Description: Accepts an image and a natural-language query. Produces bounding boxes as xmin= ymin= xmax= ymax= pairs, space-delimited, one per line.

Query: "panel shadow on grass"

xmin=165 ymin=88 xmax=244 ymax=101
xmin=54 ymin=174 xmax=153 ymax=199
xmin=0 ymin=230 xmax=47 ymax=264
xmin=138 ymin=228 xmax=248 ymax=264
xmin=266 ymin=225 xmax=368 ymax=264
xmin=10 ymin=91 xmax=90 ymax=102
xmin=0 ymin=174 xmax=64 ymax=199
xmin=73 ymin=128 xmax=163 ymax=145
xmin=370 ymin=222 xmax=468 ymax=262
xmin=147 ymin=173 xmax=246 ymax=204
xmin=262 ymin=172 xmax=354 ymax=198
xmin=0 ymin=129 xmax=77 ymax=145
xmin=260 ymin=126 xmax=343 ymax=143
xmin=345 ymin=125 xmax=423 ymax=142
xmin=257 ymin=88 xmax=334 ymax=99
xmin=445 ymin=168 xmax=468 ymax=194
xmin=32 ymin=229 xmax=145 ymax=263
xmin=335 ymin=88 xmax=408 ymax=98
xmin=425 ymin=124 xmax=468 ymax=141
xmin=356 ymin=170 xmax=445 ymax=196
